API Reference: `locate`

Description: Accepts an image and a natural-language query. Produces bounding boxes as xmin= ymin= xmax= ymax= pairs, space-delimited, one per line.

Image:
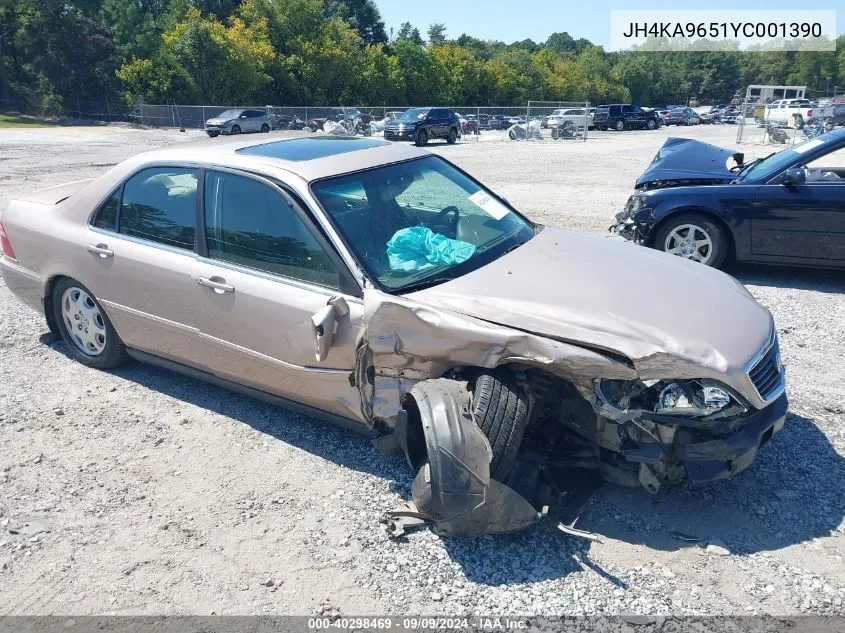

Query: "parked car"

xmin=461 ymin=114 xmax=480 ymax=135
xmin=383 ymin=111 xmax=405 ymax=121
xmin=663 ymin=107 xmax=700 ymax=126
xmin=829 ymin=103 xmax=845 ymax=128
xmin=546 ymin=108 xmax=594 ymax=130
xmin=204 ymin=109 xmax=271 ymax=137
xmin=698 ymin=112 xmax=715 ymax=124
xmin=594 ymin=104 xmax=661 ymax=131
xmin=0 ymin=136 xmax=786 ymax=536
xmin=383 ymin=107 xmax=460 ymax=145
xmin=612 ymin=129 xmax=845 ymax=269
xmin=489 ymin=115 xmax=510 ymax=130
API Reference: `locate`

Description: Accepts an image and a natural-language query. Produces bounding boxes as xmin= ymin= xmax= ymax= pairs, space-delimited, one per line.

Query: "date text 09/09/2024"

xmin=307 ymin=617 xmax=529 ymax=630
xmin=621 ymin=22 xmax=823 ymax=39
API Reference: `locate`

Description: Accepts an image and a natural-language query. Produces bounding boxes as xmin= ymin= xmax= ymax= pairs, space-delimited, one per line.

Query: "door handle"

xmin=87 ymin=244 xmax=114 ymax=258
xmin=197 ymin=276 xmax=235 ymax=294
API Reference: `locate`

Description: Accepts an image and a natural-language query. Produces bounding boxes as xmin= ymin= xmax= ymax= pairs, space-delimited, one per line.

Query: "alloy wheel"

xmin=61 ymin=287 xmax=107 ymax=356
xmin=663 ymin=224 xmax=713 ymax=264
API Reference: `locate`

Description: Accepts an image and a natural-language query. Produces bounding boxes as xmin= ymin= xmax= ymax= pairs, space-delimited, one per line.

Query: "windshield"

xmin=312 ymin=156 xmax=535 ymax=292
xmin=217 ymin=110 xmax=242 ymax=119
xmin=399 ymin=108 xmax=429 ymax=122
xmin=738 ymin=135 xmax=832 ymax=181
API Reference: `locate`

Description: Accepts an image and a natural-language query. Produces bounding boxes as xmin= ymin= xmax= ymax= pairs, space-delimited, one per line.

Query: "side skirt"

xmin=125 ymin=348 xmax=377 ymax=439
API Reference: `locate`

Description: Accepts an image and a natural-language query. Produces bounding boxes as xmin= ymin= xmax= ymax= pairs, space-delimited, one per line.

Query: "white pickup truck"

xmin=762 ymin=99 xmax=833 ymax=128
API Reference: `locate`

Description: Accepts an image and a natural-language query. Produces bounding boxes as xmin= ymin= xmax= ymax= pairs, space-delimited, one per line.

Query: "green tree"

xmin=396 ymin=21 xmax=423 ymax=46
xmin=427 ymin=23 xmax=446 ymax=46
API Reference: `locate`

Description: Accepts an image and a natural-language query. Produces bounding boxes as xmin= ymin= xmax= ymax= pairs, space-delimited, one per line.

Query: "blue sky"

xmin=376 ymin=1 xmax=841 ymax=47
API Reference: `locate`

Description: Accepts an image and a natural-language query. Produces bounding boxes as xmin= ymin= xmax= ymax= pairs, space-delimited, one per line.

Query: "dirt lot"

xmin=1 ymin=124 xmax=844 ymax=617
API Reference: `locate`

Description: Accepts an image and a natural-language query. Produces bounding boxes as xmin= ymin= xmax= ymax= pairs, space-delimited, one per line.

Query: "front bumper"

xmin=384 ymin=128 xmax=417 ymax=140
xmin=677 ymin=393 xmax=787 ymax=481
xmin=595 ymin=392 xmax=788 ymax=488
xmin=610 ymin=204 xmax=651 ymax=243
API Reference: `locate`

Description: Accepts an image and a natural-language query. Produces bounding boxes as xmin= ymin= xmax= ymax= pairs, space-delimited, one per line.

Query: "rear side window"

xmin=204 ymin=171 xmax=339 ymax=289
xmin=119 ymin=167 xmax=199 ymax=250
xmin=91 ymin=189 xmax=120 ymax=231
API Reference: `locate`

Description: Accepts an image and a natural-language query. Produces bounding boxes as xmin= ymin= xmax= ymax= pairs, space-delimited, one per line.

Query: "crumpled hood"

xmin=408 ymin=227 xmax=772 ymax=386
xmin=636 ymin=137 xmax=742 ymax=188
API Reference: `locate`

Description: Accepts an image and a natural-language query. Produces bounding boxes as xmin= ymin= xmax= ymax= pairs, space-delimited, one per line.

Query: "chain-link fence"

xmin=0 ymin=96 xmax=132 ymax=121
xmin=527 ymin=101 xmax=591 ymax=141
xmin=134 ymin=102 xmax=601 ymax=143
xmin=735 ymin=98 xmax=804 ymax=146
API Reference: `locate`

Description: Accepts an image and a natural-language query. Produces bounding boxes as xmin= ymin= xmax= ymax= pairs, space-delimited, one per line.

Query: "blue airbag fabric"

xmin=386 ymin=226 xmax=476 ymax=272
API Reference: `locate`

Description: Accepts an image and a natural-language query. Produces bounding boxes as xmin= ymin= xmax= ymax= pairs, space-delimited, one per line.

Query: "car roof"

xmin=132 ymin=136 xmax=428 ymax=183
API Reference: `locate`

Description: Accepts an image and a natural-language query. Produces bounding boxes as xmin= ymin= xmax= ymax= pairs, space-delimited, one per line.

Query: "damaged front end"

xmin=363 ymin=288 xmax=787 ymax=537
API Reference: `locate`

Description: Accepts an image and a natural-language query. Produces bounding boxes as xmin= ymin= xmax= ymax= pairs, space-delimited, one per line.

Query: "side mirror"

xmin=240 ymin=114 xmax=247 ymax=119
xmin=310 ymin=296 xmax=349 ymax=362
xmin=782 ymin=168 xmax=806 ymax=186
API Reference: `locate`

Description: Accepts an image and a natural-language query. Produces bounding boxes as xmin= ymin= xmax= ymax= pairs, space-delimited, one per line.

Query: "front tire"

xmin=614 ymin=119 xmax=625 ymax=131
xmin=471 ymin=369 xmax=529 ymax=481
xmin=653 ymin=213 xmax=728 ymax=268
xmin=230 ymin=125 xmax=241 ymax=135
xmin=447 ymin=127 xmax=457 ymax=144
xmin=646 ymin=119 xmax=657 ymax=130
xmin=52 ymin=278 xmax=127 ymax=369
xmin=206 ymin=131 xmax=219 ymax=137
xmin=415 ymin=129 xmax=428 ymax=146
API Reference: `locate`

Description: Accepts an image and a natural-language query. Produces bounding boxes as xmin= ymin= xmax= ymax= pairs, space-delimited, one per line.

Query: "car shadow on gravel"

xmin=49 ymin=351 xmax=413 ymax=483
xmin=575 ymin=411 xmax=845 ymax=555
xmin=729 ymin=263 xmax=845 ymax=293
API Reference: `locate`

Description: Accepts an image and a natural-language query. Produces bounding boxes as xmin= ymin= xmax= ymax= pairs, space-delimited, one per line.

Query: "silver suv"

xmin=204 ymin=109 xmax=271 ymax=137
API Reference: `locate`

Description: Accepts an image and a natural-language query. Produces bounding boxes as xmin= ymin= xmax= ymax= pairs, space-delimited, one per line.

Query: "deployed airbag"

xmin=386 ymin=226 xmax=476 ymax=272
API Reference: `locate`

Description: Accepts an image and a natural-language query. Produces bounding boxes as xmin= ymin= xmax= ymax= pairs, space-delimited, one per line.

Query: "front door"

xmin=193 ymin=169 xmax=366 ymax=423
xmin=751 ymin=146 xmax=845 ymax=263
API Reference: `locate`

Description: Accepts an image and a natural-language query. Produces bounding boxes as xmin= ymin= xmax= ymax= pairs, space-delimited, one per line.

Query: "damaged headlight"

xmin=597 ymin=378 xmax=745 ymax=418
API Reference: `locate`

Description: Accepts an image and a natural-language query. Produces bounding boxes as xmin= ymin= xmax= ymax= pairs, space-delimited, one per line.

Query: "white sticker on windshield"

xmin=468 ymin=190 xmax=509 ymax=221
xmin=793 ymin=138 xmax=825 ymax=154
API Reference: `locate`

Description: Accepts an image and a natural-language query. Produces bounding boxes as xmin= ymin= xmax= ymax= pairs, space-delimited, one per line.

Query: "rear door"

xmin=193 ymin=168 xmax=366 ymax=422
xmin=83 ymin=165 xmax=212 ymax=368
xmin=751 ymin=146 xmax=845 ymax=263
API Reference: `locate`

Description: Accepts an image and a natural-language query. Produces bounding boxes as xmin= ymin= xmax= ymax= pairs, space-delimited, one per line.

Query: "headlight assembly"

xmin=597 ymin=378 xmax=744 ymax=418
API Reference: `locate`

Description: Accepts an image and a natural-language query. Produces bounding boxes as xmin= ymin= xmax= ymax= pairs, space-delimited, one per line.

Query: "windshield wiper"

xmin=502 ymin=240 xmax=526 ymax=256
xmin=397 ymin=275 xmax=456 ymax=294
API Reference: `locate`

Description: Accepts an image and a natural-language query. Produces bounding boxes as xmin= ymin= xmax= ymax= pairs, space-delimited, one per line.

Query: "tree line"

xmin=1 ymin=0 xmax=844 ymax=113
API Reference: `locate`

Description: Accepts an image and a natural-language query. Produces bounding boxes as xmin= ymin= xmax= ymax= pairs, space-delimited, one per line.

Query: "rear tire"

xmin=646 ymin=119 xmax=656 ymax=130
xmin=447 ymin=128 xmax=457 ymax=144
xmin=471 ymin=369 xmax=529 ymax=481
xmin=52 ymin=278 xmax=127 ymax=369
xmin=230 ymin=125 xmax=241 ymax=135
xmin=614 ymin=119 xmax=625 ymax=131
xmin=261 ymin=123 xmax=270 ymax=133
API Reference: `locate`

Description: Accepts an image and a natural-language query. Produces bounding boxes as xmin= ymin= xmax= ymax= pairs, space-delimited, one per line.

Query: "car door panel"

xmin=752 ymin=183 xmax=845 ymax=261
xmin=83 ymin=233 xmax=216 ymax=368
xmin=194 ymin=264 xmax=365 ymax=420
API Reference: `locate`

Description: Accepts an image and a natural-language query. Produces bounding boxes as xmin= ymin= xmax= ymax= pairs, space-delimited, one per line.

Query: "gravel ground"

xmin=1 ymin=124 xmax=844 ymax=617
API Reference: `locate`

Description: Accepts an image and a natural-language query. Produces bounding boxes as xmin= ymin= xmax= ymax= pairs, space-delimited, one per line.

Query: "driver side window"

xmin=803 ymin=147 xmax=845 ymax=183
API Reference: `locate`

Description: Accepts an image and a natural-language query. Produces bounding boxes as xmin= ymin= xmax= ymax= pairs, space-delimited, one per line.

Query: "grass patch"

xmin=0 ymin=113 xmax=57 ymax=128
